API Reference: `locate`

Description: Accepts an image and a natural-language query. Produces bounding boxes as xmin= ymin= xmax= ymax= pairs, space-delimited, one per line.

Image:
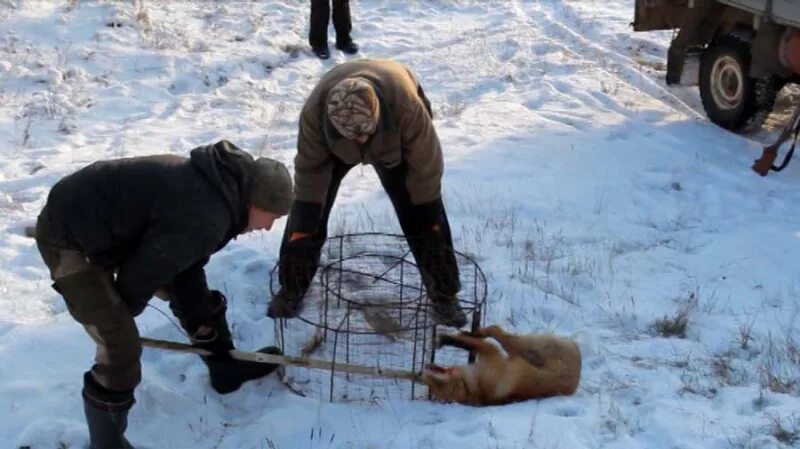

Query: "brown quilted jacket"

xmin=295 ymin=59 xmax=442 ymax=205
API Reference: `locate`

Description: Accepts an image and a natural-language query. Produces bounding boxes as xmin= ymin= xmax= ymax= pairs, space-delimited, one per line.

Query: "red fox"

xmin=421 ymin=325 xmax=581 ymax=406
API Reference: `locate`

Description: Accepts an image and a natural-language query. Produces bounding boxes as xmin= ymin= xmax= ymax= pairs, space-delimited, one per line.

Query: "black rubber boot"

xmin=201 ymin=346 xmax=283 ymax=394
xmin=176 ymin=292 xmax=282 ymax=394
xmin=312 ymin=45 xmax=330 ymax=59
xmin=82 ymin=372 xmax=135 ymax=449
xmin=335 ymin=40 xmax=359 ymax=55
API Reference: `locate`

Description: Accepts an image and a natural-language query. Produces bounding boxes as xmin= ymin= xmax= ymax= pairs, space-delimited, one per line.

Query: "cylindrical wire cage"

xmin=270 ymin=232 xmax=487 ymax=402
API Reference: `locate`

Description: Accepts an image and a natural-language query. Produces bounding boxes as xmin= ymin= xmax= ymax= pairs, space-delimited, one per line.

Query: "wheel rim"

xmin=710 ymin=55 xmax=744 ymax=110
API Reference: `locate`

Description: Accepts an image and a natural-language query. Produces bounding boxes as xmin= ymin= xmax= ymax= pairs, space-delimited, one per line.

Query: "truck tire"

xmin=699 ymin=34 xmax=779 ymax=131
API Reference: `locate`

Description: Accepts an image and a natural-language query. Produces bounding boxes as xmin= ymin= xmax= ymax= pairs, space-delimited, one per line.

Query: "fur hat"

xmin=326 ymin=77 xmax=380 ymax=140
xmin=249 ymin=157 xmax=293 ymax=215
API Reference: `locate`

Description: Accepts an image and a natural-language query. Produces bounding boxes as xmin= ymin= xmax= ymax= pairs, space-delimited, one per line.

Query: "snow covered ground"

xmin=2 ymin=1 xmax=800 ymax=448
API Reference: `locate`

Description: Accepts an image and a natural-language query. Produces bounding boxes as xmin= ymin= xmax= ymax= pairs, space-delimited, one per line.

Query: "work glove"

xmin=277 ymin=235 xmax=319 ymax=297
xmin=414 ymin=199 xmax=445 ymax=231
xmin=289 ymin=200 xmax=323 ymax=235
xmin=413 ymin=200 xmax=461 ymax=298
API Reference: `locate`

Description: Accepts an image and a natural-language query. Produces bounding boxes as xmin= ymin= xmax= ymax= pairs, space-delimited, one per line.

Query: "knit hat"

xmin=249 ymin=157 xmax=294 ymax=215
xmin=326 ymin=77 xmax=380 ymax=140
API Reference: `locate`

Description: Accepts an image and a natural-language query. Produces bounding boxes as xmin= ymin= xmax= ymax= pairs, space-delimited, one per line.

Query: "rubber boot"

xmin=193 ymin=306 xmax=282 ymax=394
xmin=173 ymin=292 xmax=283 ymax=394
xmin=201 ymin=346 xmax=283 ymax=394
xmin=335 ymin=40 xmax=359 ymax=54
xmin=82 ymin=372 xmax=135 ymax=449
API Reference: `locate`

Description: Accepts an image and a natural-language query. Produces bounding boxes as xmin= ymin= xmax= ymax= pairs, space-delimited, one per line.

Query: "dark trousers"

xmin=36 ymin=239 xmax=142 ymax=393
xmin=309 ymin=0 xmax=352 ymax=49
xmin=35 ymin=208 xmax=200 ymax=394
xmin=279 ymin=160 xmax=459 ymax=299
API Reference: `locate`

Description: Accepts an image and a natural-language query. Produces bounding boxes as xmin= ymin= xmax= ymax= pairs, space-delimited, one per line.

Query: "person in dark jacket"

xmin=266 ymin=59 xmax=467 ymax=328
xmin=309 ymin=0 xmax=359 ymax=59
xmin=35 ymin=140 xmax=293 ymax=449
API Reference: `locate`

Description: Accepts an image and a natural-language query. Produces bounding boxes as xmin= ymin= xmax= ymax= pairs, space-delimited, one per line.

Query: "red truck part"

xmin=780 ymin=29 xmax=800 ymax=75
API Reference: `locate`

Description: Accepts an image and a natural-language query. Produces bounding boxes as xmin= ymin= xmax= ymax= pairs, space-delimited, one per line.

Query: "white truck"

xmin=634 ymin=0 xmax=800 ymax=132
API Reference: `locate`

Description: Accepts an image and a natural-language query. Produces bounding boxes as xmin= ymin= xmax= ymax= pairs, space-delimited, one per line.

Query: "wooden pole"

xmin=140 ymin=337 xmax=422 ymax=382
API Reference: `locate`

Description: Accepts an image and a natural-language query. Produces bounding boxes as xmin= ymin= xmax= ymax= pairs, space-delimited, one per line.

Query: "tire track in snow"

xmin=512 ymin=0 xmax=706 ymax=122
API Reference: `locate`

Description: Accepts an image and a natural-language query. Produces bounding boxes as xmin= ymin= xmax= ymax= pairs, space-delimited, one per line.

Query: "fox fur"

xmin=421 ymin=325 xmax=581 ymax=406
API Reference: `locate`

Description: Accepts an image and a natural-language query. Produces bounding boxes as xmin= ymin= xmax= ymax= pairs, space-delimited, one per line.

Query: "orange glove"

xmin=289 ymin=232 xmax=312 ymax=242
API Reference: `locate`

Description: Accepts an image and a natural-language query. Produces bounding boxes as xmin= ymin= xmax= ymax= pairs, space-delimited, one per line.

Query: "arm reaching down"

xmin=115 ymin=225 xmax=221 ymax=318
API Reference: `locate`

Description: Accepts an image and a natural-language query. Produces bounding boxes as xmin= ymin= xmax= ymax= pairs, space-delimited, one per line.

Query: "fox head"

xmin=421 ymin=364 xmax=471 ymax=404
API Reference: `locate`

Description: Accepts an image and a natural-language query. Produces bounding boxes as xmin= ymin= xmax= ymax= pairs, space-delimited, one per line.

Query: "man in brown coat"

xmin=266 ymin=59 xmax=467 ymax=328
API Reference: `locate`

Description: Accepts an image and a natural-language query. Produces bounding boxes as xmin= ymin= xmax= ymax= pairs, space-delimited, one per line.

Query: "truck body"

xmin=635 ymin=0 xmax=800 ymax=33
xmin=634 ymin=0 xmax=800 ymax=131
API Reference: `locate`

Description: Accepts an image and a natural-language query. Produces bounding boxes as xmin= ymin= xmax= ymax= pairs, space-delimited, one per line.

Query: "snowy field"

xmin=1 ymin=1 xmax=800 ymax=448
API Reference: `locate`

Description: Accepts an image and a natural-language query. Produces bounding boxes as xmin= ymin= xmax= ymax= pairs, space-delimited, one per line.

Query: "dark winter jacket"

xmin=36 ymin=140 xmax=254 ymax=329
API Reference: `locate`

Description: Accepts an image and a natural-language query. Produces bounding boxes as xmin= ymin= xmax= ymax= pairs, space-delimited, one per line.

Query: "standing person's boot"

xmin=335 ymin=40 xmax=359 ymax=55
xmin=331 ymin=0 xmax=356 ymax=54
xmin=312 ymin=45 xmax=331 ymax=60
xmin=82 ymin=372 xmax=136 ymax=449
xmin=309 ymin=0 xmax=332 ymax=59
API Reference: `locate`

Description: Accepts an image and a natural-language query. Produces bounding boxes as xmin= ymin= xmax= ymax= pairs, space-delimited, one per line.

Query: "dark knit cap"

xmin=249 ymin=157 xmax=293 ymax=215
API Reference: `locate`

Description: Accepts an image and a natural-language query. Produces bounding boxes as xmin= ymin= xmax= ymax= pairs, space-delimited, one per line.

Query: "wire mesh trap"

xmin=270 ymin=232 xmax=488 ymax=402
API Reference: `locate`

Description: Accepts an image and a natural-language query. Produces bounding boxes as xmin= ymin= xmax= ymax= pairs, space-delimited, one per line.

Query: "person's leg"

xmin=309 ymin=0 xmax=332 ymax=58
xmin=372 ymin=164 xmax=424 ymax=254
xmin=38 ymin=240 xmax=140 ymax=448
xmin=269 ymin=160 xmax=354 ymax=318
xmin=426 ymin=198 xmax=461 ymax=294
xmin=373 ymin=164 xmax=465 ymax=327
xmin=332 ymin=0 xmax=358 ymax=54
xmin=82 ymin=371 xmax=136 ymax=449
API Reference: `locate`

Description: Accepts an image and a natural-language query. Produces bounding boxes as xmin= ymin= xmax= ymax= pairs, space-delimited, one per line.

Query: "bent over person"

xmin=35 ymin=140 xmax=293 ymax=448
xmin=266 ymin=59 xmax=467 ymax=328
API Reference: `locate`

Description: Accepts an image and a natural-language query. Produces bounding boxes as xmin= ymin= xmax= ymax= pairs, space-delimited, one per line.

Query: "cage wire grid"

xmin=270 ymin=232 xmax=487 ymax=402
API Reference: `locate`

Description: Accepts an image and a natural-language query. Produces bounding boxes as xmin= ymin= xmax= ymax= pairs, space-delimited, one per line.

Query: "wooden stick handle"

xmin=140 ymin=337 xmax=422 ymax=382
